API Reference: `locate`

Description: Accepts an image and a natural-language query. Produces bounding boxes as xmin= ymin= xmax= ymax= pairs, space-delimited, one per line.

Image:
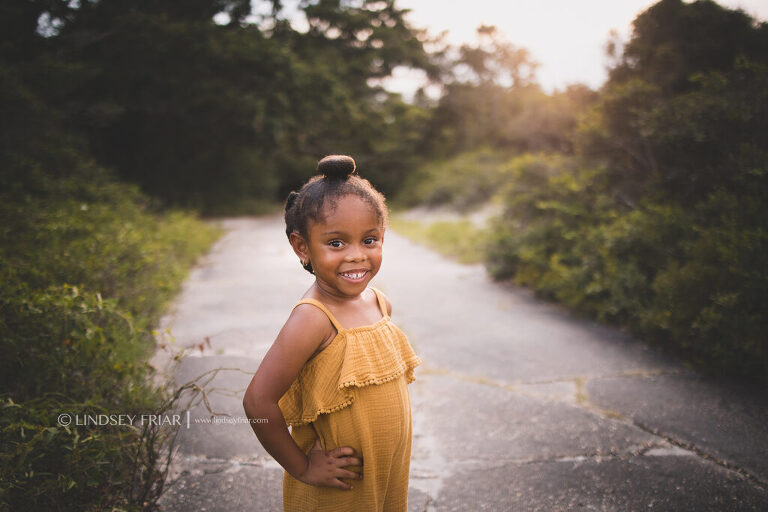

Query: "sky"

xmin=385 ymin=0 xmax=768 ymax=96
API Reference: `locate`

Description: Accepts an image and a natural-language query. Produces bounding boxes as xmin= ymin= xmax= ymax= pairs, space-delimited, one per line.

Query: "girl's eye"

xmin=329 ymin=240 xmax=343 ymax=248
xmin=364 ymin=237 xmax=378 ymax=245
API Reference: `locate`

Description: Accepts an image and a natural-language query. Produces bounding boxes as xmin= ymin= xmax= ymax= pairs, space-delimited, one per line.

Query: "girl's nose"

xmin=345 ymin=245 xmax=366 ymax=261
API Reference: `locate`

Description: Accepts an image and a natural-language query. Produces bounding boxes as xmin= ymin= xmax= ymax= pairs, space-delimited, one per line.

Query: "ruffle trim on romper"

xmin=278 ymin=319 xmax=421 ymax=428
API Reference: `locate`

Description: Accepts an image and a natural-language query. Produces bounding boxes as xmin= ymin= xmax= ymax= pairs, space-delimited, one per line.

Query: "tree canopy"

xmin=1 ymin=0 xmax=438 ymax=211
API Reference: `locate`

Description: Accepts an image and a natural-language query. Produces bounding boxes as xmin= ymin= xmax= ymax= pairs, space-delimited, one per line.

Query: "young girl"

xmin=242 ymin=155 xmax=421 ymax=511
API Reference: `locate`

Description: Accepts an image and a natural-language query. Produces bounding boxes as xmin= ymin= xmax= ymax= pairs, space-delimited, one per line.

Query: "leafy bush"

xmin=0 ymin=161 xmax=221 ymax=508
xmin=485 ymin=154 xmax=605 ymax=286
xmin=486 ymin=156 xmax=767 ymax=381
xmin=0 ymin=284 xmax=146 ymax=404
xmin=0 ymin=287 xmax=165 ymax=510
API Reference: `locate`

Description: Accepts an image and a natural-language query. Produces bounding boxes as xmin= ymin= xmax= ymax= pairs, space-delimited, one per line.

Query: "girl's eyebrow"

xmin=322 ymin=227 xmax=380 ymax=235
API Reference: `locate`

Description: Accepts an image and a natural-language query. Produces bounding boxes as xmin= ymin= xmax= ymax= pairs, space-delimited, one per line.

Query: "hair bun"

xmin=317 ymin=155 xmax=356 ymax=180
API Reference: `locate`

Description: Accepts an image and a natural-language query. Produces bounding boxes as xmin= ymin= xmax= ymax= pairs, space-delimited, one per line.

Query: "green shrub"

xmin=485 ymin=153 xmax=602 ymax=283
xmin=0 ymin=163 xmax=221 ymax=509
xmin=1 ymin=395 xmax=139 ymax=510
xmin=0 ymin=285 xmax=147 ymax=404
xmin=486 ymin=157 xmax=767 ymax=381
xmin=0 ymin=286 xmax=164 ymax=509
xmin=643 ymin=189 xmax=768 ymax=376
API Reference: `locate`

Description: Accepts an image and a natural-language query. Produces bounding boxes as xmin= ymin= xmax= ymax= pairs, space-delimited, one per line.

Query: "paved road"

xmin=155 ymin=215 xmax=768 ymax=511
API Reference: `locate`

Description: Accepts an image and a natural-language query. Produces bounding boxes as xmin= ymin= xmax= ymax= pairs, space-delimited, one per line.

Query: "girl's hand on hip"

xmin=298 ymin=437 xmax=363 ymax=490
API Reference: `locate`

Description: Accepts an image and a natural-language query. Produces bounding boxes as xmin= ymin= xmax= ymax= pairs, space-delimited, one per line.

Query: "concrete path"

xmin=155 ymin=215 xmax=768 ymax=511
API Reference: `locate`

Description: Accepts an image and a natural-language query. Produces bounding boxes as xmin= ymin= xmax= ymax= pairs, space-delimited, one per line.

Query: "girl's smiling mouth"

xmin=339 ymin=269 xmax=369 ymax=282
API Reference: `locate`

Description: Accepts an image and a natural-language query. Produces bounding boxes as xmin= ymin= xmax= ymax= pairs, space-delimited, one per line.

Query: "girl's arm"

xmin=242 ymin=304 xmax=362 ymax=490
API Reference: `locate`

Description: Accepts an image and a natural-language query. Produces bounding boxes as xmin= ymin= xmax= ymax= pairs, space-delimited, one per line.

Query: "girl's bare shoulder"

xmin=244 ymin=301 xmax=336 ymax=404
xmin=282 ymin=302 xmax=334 ymax=343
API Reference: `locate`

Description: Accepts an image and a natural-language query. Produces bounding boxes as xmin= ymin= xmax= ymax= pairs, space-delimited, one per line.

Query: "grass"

xmin=389 ymin=214 xmax=489 ymax=265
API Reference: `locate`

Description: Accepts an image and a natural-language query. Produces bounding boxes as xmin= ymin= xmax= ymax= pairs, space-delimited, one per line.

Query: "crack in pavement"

xmin=429 ymin=443 xmax=694 ymax=472
xmin=416 ymin=364 xmax=768 ymax=491
xmin=165 ymin=453 xmax=283 ymax=488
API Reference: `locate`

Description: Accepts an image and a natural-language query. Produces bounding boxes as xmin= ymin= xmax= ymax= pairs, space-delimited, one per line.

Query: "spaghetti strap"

xmin=292 ymin=299 xmax=344 ymax=332
xmin=370 ymin=287 xmax=388 ymax=317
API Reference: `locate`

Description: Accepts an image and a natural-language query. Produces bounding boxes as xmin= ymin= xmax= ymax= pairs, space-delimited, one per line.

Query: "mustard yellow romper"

xmin=278 ymin=287 xmax=421 ymax=512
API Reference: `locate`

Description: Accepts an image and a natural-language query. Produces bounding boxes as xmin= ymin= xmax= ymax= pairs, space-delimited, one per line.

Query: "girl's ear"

xmin=289 ymin=231 xmax=309 ymax=262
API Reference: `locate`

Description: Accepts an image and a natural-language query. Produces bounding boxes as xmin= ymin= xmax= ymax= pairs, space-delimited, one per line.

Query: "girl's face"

xmin=293 ymin=194 xmax=384 ymax=300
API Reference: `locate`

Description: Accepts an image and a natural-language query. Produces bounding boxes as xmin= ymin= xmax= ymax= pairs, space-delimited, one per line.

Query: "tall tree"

xmin=579 ymin=0 xmax=768 ymax=206
xmin=422 ymin=26 xmax=595 ymax=156
xmin=8 ymin=0 xmax=435 ymax=211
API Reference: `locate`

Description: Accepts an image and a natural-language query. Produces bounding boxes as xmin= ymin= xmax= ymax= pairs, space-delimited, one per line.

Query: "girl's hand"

xmin=297 ymin=438 xmax=363 ymax=490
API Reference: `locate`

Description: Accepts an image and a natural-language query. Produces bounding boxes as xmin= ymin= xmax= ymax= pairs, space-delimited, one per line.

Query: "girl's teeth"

xmin=342 ymin=272 xmax=365 ymax=279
